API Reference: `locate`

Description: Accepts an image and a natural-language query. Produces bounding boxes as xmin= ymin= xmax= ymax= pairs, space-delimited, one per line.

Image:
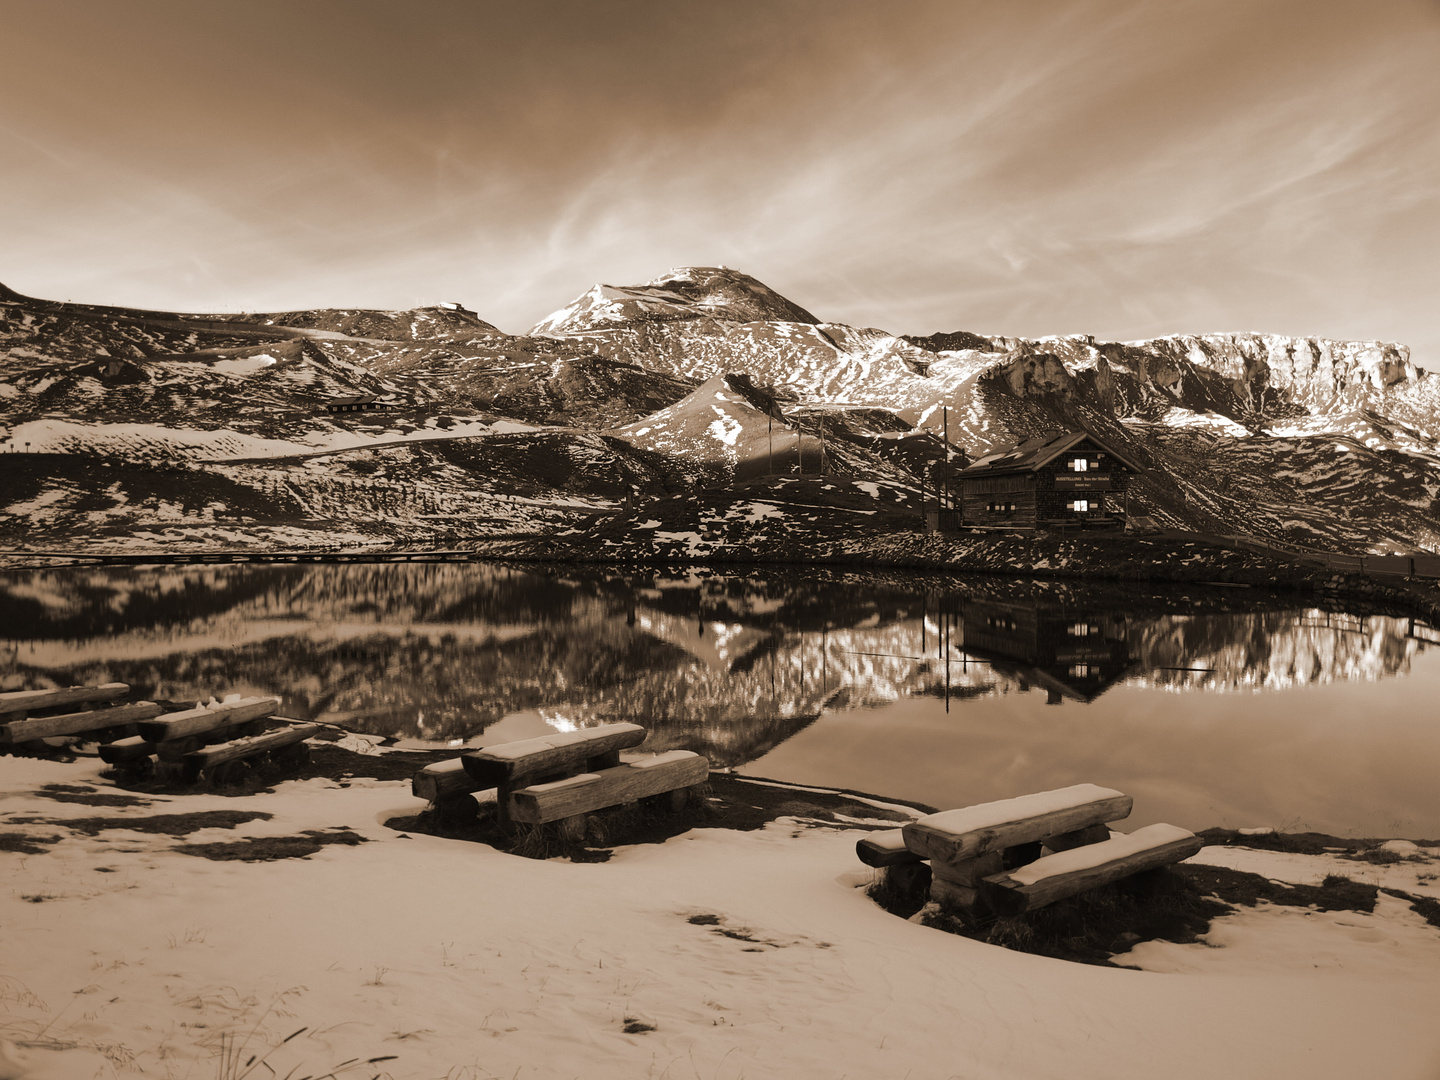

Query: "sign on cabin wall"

xmin=1053 ymin=476 xmax=1112 ymax=490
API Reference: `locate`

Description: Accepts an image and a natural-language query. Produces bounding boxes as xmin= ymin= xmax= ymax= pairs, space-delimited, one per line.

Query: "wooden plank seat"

xmin=0 ymin=682 xmax=129 ymax=720
xmin=979 ymin=823 xmax=1203 ymax=915
xmin=0 ymin=683 xmax=141 ymax=750
xmin=1 ymin=701 xmax=162 ymax=747
xmin=180 ymin=721 xmax=321 ymax=783
xmin=856 ymin=829 xmax=922 ymax=868
xmin=507 ymin=750 xmax=709 ymax=825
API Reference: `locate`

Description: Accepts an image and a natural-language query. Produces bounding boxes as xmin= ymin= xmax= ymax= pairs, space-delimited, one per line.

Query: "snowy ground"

xmin=3 ymin=754 xmax=1440 ymax=1080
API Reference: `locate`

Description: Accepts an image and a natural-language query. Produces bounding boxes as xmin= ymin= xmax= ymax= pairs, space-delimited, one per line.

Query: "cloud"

xmin=2 ymin=0 xmax=1438 ymax=360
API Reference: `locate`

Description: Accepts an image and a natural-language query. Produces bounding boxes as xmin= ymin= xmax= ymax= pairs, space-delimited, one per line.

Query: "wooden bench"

xmin=179 ymin=721 xmax=320 ymax=785
xmin=866 ymin=784 xmax=1198 ymax=915
xmin=978 ymin=823 xmax=1202 ymax=915
xmin=508 ymin=750 xmax=709 ymax=824
xmin=0 ymin=684 xmax=152 ymax=750
xmin=412 ymin=723 xmax=708 ymax=835
xmin=412 ymin=722 xmax=646 ymax=811
xmin=96 ymin=695 xmax=315 ymax=784
xmin=2 ymin=684 xmax=312 ymax=785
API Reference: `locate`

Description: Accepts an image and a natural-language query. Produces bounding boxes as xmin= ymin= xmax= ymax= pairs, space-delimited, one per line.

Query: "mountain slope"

xmin=532 ymin=266 xmax=821 ymax=334
xmin=5 ymin=268 xmax=1440 ymax=559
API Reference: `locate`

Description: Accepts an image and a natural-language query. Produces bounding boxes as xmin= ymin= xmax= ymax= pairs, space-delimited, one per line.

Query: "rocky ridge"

xmin=2 ymin=266 xmax=1439 ymax=559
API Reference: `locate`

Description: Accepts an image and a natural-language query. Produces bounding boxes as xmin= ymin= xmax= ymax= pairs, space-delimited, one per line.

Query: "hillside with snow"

xmin=3 ymin=266 xmax=1439 ymax=559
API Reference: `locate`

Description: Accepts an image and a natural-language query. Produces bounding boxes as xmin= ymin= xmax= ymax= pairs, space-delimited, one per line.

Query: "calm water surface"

xmin=4 ymin=562 xmax=1438 ymax=837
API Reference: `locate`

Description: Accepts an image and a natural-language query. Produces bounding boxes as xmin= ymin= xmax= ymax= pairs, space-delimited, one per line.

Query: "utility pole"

xmin=768 ymin=414 xmax=774 ymax=475
xmin=942 ymin=406 xmax=950 ymax=521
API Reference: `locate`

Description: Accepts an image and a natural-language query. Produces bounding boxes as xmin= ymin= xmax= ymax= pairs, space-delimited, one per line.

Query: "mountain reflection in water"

xmin=4 ymin=563 xmax=1438 ymax=834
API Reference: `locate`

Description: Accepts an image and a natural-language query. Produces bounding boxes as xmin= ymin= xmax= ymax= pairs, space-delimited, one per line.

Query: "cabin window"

xmin=1069 ymin=663 xmax=1091 ymax=678
xmin=1067 ymin=623 xmax=1095 ymax=636
xmin=986 ymin=501 xmax=1017 ymax=514
xmin=1070 ymin=499 xmax=1090 ymax=512
xmin=1070 ymin=457 xmax=1090 ymax=472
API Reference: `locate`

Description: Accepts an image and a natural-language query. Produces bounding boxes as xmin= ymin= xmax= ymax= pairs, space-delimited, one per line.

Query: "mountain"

xmin=531 ymin=266 xmax=820 ymax=335
xmin=3 ymin=266 xmax=1439 ymax=559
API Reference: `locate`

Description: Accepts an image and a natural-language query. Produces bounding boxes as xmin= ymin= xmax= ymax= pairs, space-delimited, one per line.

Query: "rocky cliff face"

xmin=979 ymin=332 xmax=1420 ymax=431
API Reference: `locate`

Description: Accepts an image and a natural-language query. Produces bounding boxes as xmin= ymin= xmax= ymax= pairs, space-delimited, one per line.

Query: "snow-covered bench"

xmin=879 ymin=784 xmax=1196 ymax=914
xmin=412 ymin=723 xmax=708 ymax=834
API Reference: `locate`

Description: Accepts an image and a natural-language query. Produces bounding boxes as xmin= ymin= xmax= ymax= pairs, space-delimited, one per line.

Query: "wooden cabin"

xmin=958 ymin=430 xmax=1142 ymax=531
xmin=326 ymin=394 xmax=391 ymax=415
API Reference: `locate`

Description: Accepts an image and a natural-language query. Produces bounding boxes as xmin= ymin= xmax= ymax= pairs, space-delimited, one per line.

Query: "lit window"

xmin=1069 ymin=663 xmax=1091 ymax=678
xmin=1071 ymin=458 xmax=1089 ymax=472
xmin=1071 ymin=499 xmax=1090 ymax=512
xmin=1067 ymin=623 xmax=1093 ymax=636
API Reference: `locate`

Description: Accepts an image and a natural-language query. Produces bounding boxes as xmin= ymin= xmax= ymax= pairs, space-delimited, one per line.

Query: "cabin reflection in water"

xmin=959 ymin=599 xmax=1134 ymax=703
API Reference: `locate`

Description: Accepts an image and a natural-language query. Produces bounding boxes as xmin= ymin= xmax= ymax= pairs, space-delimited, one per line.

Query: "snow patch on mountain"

xmin=532 ymin=267 xmax=820 ymax=335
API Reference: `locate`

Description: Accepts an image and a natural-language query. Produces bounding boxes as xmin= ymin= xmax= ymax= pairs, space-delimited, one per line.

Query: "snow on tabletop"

xmin=862 ymin=828 xmax=909 ymax=852
xmin=1006 ymin=823 xmax=1197 ymax=886
xmin=517 ymin=772 xmax=601 ymax=794
xmin=914 ymin=783 xmax=1127 ymax=837
xmin=473 ymin=723 xmax=641 ymax=761
xmin=419 ymin=757 xmax=468 ymax=776
xmin=627 ymin=750 xmax=699 ymax=769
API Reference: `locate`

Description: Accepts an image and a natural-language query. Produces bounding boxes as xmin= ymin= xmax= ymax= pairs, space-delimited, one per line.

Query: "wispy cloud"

xmin=2 ymin=0 xmax=1438 ymax=359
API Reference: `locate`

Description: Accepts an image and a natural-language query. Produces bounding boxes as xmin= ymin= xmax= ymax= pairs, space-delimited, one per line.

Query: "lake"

xmin=4 ymin=561 xmax=1438 ymax=838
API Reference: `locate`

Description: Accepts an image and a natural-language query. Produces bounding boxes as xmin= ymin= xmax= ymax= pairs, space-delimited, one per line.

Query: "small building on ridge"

xmin=958 ymin=429 xmax=1143 ymax=531
xmin=326 ymin=394 xmax=392 ymax=415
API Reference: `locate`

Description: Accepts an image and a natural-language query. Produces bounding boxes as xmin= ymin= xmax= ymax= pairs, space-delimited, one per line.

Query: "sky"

xmin=4 ymin=0 xmax=1440 ymax=361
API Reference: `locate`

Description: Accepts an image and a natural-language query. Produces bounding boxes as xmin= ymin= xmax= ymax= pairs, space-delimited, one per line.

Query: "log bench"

xmin=412 ymin=723 xmax=709 ymax=835
xmin=0 ymin=683 xmax=152 ymax=750
xmin=860 ymin=784 xmax=1199 ymax=916
xmin=978 ymin=823 xmax=1203 ymax=915
xmin=1 ymin=683 xmax=314 ymax=785
xmin=412 ymin=722 xmax=645 ymax=812
xmin=96 ymin=696 xmax=317 ymax=784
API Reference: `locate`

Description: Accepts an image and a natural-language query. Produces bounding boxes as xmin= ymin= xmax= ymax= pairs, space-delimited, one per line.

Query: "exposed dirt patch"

xmin=709 ymin=775 xmax=926 ymax=830
xmin=174 ymin=827 xmax=369 ymax=861
xmin=48 ymin=810 xmax=272 ymax=836
xmin=1385 ymin=889 xmax=1440 ymax=930
xmin=1179 ymin=864 xmax=1378 ymax=913
xmin=0 ymin=831 xmax=63 ymax=854
xmin=34 ymin=784 xmax=152 ymax=808
xmin=888 ymin=866 xmax=1231 ymax=966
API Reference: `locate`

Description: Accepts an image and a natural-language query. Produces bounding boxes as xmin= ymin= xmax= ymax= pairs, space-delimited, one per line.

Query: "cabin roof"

xmin=961 ymin=429 xmax=1144 ymax=476
xmin=329 ymin=394 xmax=380 ymax=406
